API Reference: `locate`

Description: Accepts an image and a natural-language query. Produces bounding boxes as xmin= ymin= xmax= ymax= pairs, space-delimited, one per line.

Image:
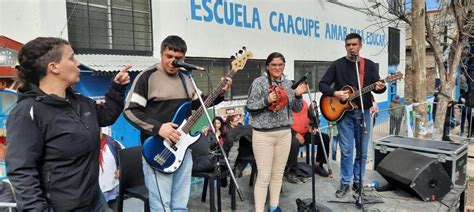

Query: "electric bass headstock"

xmin=230 ymin=47 xmax=253 ymax=72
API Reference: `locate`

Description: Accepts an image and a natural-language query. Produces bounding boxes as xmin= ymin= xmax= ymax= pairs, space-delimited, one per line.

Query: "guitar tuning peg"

xmin=235 ymin=53 xmax=239 ymax=57
xmin=238 ymin=50 xmax=243 ymax=54
xmin=230 ymin=55 xmax=236 ymax=60
xmin=242 ymin=46 xmax=246 ymax=51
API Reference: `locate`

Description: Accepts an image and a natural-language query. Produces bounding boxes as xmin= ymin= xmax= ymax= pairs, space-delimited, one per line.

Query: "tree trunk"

xmin=430 ymin=0 xmax=472 ymax=141
xmin=412 ymin=0 xmax=427 ymax=138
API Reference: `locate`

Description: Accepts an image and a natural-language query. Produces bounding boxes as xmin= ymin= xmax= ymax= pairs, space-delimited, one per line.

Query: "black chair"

xmin=234 ymin=155 xmax=257 ymax=186
xmin=190 ymin=134 xmax=236 ymax=212
xmin=117 ymin=146 xmax=150 ymax=212
xmin=233 ymin=135 xmax=257 ymax=187
xmin=192 ymin=168 xmax=233 ymax=212
xmin=228 ymin=154 xmax=257 ymax=210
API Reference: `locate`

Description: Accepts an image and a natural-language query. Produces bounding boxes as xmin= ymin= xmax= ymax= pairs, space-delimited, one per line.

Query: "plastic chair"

xmin=117 ymin=146 xmax=150 ymax=212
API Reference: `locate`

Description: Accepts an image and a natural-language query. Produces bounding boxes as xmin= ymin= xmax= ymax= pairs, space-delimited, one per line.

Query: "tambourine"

xmin=268 ymin=84 xmax=289 ymax=112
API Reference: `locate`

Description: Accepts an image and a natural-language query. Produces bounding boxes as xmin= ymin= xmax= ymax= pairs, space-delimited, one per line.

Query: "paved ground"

xmin=119 ymin=118 xmax=471 ymax=211
xmin=120 ymin=159 xmax=462 ymax=211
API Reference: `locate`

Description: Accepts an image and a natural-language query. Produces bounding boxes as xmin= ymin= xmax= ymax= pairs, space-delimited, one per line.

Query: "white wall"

xmin=153 ymin=0 xmax=406 ymax=102
xmin=0 ymin=0 xmax=69 ymax=44
xmin=0 ymin=0 xmax=405 ymax=103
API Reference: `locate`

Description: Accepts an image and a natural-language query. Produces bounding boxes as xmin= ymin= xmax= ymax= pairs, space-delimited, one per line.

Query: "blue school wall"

xmin=74 ymin=72 xmax=141 ymax=147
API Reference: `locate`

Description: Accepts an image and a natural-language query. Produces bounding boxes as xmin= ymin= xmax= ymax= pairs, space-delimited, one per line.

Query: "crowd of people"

xmin=9 ymin=32 xmax=473 ymax=211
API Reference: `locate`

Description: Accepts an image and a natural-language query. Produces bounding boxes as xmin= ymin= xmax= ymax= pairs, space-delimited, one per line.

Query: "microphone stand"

xmin=353 ymin=54 xmax=367 ymax=211
xmin=183 ymin=69 xmax=245 ymax=204
xmin=298 ymin=81 xmax=333 ymax=212
xmin=304 ymin=82 xmax=318 ymax=212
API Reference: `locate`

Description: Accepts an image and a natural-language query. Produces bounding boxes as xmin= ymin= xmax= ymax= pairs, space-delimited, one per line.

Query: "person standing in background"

xmin=388 ymin=95 xmax=404 ymax=135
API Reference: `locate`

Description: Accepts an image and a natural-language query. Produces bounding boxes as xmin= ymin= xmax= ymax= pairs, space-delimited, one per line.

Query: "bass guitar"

xmin=142 ymin=48 xmax=253 ymax=173
xmin=319 ymin=72 xmax=403 ymax=122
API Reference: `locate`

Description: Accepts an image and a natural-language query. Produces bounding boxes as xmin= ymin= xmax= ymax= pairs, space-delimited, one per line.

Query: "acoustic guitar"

xmin=319 ymin=72 xmax=403 ymax=122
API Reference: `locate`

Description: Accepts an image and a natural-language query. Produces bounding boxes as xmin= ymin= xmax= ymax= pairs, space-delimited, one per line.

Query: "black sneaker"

xmin=314 ymin=164 xmax=329 ymax=177
xmin=335 ymin=184 xmax=350 ymax=198
xmin=352 ymin=182 xmax=361 ymax=193
xmin=285 ymin=173 xmax=298 ymax=184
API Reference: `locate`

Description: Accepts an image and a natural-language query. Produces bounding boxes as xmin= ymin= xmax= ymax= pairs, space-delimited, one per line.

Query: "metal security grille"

xmin=66 ymin=0 xmax=153 ymax=56
xmin=294 ymin=61 xmax=332 ymax=92
xmin=184 ymin=57 xmax=264 ymax=100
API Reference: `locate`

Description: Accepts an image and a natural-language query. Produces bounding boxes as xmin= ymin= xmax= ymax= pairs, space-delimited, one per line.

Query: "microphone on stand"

xmin=172 ymin=60 xmax=206 ymax=71
xmin=291 ymin=71 xmax=311 ymax=89
xmin=351 ymin=53 xmax=359 ymax=61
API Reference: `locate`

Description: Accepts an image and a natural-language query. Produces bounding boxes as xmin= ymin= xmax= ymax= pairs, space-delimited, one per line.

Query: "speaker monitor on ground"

xmin=376 ymin=148 xmax=453 ymax=201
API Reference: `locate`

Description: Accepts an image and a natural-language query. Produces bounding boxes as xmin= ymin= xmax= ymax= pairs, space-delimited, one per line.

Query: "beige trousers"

xmin=252 ymin=129 xmax=291 ymax=212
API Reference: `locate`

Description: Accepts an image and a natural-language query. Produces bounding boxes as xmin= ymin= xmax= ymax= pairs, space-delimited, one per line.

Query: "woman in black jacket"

xmin=6 ymin=37 xmax=130 ymax=211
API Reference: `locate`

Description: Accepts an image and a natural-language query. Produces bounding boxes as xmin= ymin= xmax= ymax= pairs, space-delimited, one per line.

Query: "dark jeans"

xmin=389 ymin=116 xmax=403 ymax=135
xmin=286 ymin=131 xmax=330 ymax=174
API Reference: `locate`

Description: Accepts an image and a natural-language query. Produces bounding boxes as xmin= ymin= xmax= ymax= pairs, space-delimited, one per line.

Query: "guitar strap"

xmin=359 ymin=57 xmax=365 ymax=88
xmin=178 ymin=71 xmax=192 ymax=101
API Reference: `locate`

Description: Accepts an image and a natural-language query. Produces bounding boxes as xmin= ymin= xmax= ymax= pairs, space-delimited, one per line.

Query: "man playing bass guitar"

xmin=124 ymin=35 xmax=232 ymax=211
xmin=318 ymin=33 xmax=386 ymax=198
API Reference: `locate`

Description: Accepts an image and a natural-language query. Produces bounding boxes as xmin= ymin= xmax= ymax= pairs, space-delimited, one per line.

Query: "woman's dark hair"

xmin=265 ymin=52 xmax=285 ymax=66
xmin=212 ymin=116 xmax=225 ymax=131
xmin=16 ymin=37 xmax=70 ymax=92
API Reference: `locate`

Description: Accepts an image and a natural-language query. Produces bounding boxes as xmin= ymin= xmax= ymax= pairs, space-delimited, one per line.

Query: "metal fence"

xmin=370 ymin=102 xmax=474 ymax=143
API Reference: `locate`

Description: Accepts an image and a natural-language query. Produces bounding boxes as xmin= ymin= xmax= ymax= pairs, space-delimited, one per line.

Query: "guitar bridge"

xmin=170 ymin=145 xmax=177 ymax=151
xmin=154 ymin=155 xmax=166 ymax=165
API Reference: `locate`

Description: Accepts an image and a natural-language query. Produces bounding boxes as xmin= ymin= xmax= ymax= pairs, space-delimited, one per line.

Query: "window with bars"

xmin=184 ymin=57 xmax=264 ymax=100
xmin=66 ymin=0 xmax=153 ymax=55
xmin=294 ymin=61 xmax=332 ymax=92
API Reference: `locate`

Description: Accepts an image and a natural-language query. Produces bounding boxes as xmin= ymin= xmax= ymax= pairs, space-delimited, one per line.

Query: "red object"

xmin=291 ymin=101 xmax=310 ymax=135
xmin=358 ymin=57 xmax=365 ymax=86
xmin=99 ymin=134 xmax=108 ymax=172
xmin=0 ymin=137 xmax=6 ymax=145
xmin=268 ymin=84 xmax=289 ymax=112
xmin=0 ymin=36 xmax=23 ymax=78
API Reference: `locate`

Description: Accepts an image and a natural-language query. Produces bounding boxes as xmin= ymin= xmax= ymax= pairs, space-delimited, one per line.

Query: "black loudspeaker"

xmin=376 ymin=148 xmax=453 ymax=201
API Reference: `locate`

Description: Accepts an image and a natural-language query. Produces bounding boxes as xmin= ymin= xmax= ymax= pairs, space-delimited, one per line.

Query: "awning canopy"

xmin=76 ymin=54 xmax=160 ymax=72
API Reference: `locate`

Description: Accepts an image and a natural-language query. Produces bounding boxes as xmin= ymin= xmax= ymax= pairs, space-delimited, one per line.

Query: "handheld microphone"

xmin=172 ymin=60 xmax=205 ymax=71
xmin=291 ymin=71 xmax=311 ymax=89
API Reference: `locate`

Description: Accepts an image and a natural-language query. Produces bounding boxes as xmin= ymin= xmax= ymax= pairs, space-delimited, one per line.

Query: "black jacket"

xmin=319 ymin=56 xmax=386 ymax=109
xmin=6 ymin=82 xmax=126 ymax=211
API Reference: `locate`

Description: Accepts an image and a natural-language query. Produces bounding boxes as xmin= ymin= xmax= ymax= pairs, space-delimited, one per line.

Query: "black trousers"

xmin=286 ymin=130 xmax=330 ymax=174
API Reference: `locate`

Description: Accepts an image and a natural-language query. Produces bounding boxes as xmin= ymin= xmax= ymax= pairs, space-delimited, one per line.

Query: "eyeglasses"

xmin=269 ymin=63 xmax=285 ymax=68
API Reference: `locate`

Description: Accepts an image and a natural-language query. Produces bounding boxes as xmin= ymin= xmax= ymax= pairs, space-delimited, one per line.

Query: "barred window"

xmin=184 ymin=57 xmax=264 ymax=100
xmin=66 ymin=0 xmax=152 ymax=55
xmin=294 ymin=61 xmax=332 ymax=92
